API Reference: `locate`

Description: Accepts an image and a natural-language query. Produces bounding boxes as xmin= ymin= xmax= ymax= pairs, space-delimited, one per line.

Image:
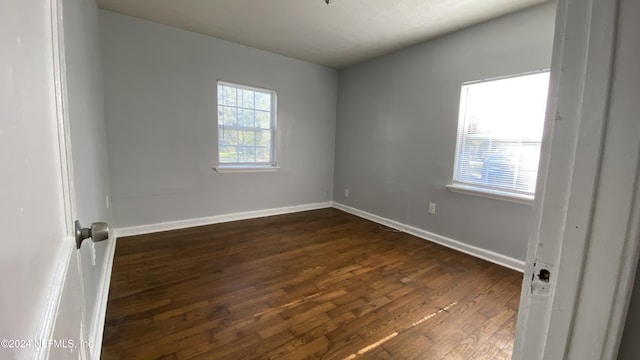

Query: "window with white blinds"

xmin=452 ymin=71 xmax=550 ymax=199
xmin=217 ymin=81 xmax=276 ymax=167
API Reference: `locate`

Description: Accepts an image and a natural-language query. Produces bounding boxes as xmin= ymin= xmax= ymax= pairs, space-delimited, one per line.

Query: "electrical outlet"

xmin=344 ymin=188 xmax=350 ymax=197
xmin=105 ymin=195 xmax=110 ymax=209
xmin=428 ymin=202 xmax=436 ymax=214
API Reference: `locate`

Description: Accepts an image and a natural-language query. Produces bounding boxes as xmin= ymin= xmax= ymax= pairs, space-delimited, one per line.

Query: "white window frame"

xmin=214 ymin=80 xmax=278 ymax=173
xmin=447 ymin=70 xmax=550 ymax=205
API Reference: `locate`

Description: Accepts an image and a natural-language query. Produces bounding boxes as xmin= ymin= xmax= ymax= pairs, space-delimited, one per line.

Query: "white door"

xmin=514 ymin=0 xmax=640 ymax=359
xmin=58 ymin=0 xmax=114 ymax=357
xmin=0 ymin=0 xmax=102 ymax=359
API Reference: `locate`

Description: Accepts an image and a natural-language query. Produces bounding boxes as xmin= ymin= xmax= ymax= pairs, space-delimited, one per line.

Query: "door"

xmin=59 ymin=0 xmax=114 ymax=356
xmin=514 ymin=0 xmax=640 ymax=359
xmin=1 ymin=0 xmax=105 ymax=359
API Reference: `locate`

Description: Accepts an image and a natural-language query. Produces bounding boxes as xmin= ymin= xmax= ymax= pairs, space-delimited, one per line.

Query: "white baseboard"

xmin=114 ymin=202 xmax=333 ymax=237
xmin=89 ymin=235 xmax=117 ymax=360
xmin=33 ymin=239 xmax=75 ymax=360
xmin=332 ymin=202 xmax=525 ymax=272
xmin=33 ymin=236 xmax=117 ymax=360
xmin=113 ymin=201 xmax=524 ymax=272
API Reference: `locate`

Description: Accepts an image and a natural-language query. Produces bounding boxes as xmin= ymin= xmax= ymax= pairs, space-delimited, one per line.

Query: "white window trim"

xmin=446 ymin=183 xmax=534 ymax=205
xmin=462 ymin=69 xmax=550 ymax=86
xmin=216 ymin=80 xmax=277 ymax=168
xmin=451 ymin=70 xmax=549 ymax=204
xmin=213 ymin=164 xmax=280 ymax=173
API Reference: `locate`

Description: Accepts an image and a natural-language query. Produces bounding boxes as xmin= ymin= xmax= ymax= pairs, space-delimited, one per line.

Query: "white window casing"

xmin=450 ymin=71 xmax=550 ymax=203
xmin=214 ymin=81 xmax=277 ymax=172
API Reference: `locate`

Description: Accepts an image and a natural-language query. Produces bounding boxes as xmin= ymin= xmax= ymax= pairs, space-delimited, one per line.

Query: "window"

xmin=449 ymin=71 xmax=550 ymax=204
xmin=216 ymin=81 xmax=277 ymax=171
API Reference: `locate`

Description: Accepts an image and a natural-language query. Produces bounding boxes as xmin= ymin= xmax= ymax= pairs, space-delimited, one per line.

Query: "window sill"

xmin=213 ymin=165 xmax=280 ymax=173
xmin=446 ymin=183 xmax=534 ymax=206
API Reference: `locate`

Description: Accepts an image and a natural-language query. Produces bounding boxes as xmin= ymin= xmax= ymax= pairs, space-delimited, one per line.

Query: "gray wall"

xmin=333 ymin=3 xmax=556 ymax=261
xmin=63 ymin=0 xmax=113 ymax=336
xmin=100 ymin=11 xmax=337 ymax=228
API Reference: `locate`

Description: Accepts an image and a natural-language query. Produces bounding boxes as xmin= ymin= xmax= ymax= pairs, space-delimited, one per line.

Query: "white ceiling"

xmin=96 ymin=0 xmax=549 ymax=69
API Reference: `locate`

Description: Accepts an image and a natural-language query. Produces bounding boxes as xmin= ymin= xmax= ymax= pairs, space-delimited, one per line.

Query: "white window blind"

xmin=217 ymin=81 xmax=276 ymax=166
xmin=452 ymin=71 xmax=550 ymax=197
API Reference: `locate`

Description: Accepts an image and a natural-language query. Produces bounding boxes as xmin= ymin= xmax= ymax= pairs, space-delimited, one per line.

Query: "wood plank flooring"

xmin=101 ymin=208 xmax=522 ymax=359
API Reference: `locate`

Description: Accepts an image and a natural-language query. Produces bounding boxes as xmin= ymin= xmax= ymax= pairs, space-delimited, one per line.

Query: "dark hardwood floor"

xmin=101 ymin=208 xmax=522 ymax=359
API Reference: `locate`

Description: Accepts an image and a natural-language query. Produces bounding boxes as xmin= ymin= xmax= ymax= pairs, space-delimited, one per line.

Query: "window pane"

xmin=222 ymin=106 xmax=237 ymax=127
xmin=243 ymin=90 xmax=255 ymax=109
xmin=255 ymin=92 xmax=271 ymax=111
xmin=217 ymin=81 xmax=275 ymax=165
xmin=222 ymin=86 xmax=236 ymax=106
xmin=241 ymin=131 xmax=256 ymax=146
xmin=256 ymin=147 xmax=270 ymax=163
xmin=453 ymin=72 xmax=549 ymax=196
xmin=245 ymin=147 xmax=256 ymax=163
xmin=219 ymin=146 xmax=237 ymax=163
xmin=219 ymin=128 xmax=238 ymax=146
xmin=256 ymin=130 xmax=271 ymax=148
xmin=238 ymin=109 xmax=255 ymax=128
xmin=236 ymin=88 xmax=244 ymax=108
xmin=237 ymin=147 xmax=256 ymax=163
xmin=256 ymin=111 xmax=270 ymax=129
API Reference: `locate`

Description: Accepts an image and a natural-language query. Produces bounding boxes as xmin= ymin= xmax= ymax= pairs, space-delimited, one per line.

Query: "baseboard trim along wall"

xmin=36 ymin=236 xmax=118 ymax=360
xmin=114 ymin=202 xmax=334 ymax=238
xmin=113 ymin=200 xmax=523 ymax=272
xmin=332 ymin=202 xmax=525 ymax=273
xmin=89 ymin=235 xmax=117 ymax=360
xmin=33 ymin=239 xmax=75 ymax=360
